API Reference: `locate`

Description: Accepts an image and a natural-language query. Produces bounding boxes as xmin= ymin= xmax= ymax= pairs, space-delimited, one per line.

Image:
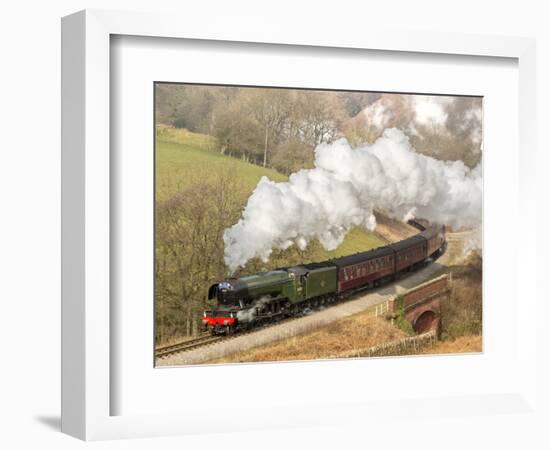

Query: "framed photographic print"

xmin=61 ymin=9 xmax=538 ymax=442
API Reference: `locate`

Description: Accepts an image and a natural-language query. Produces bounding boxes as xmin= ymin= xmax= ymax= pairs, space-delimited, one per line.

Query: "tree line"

xmin=156 ymin=84 xmax=482 ymax=171
xmin=156 ymin=84 xmax=381 ymax=175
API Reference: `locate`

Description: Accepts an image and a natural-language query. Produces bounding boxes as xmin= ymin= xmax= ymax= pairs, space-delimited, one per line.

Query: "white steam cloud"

xmin=463 ymin=227 xmax=483 ymax=258
xmin=362 ymin=94 xmax=482 ymax=155
xmin=236 ymin=296 xmax=272 ymax=323
xmin=411 ymin=95 xmax=451 ymax=128
xmin=224 ymin=128 xmax=482 ymax=273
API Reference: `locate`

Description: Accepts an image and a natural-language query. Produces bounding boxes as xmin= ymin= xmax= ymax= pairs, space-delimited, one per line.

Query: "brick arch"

xmin=388 ymin=274 xmax=450 ymax=336
xmin=404 ymin=296 xmax=442 ymax=328
xmin=413 ymin=310 xmax=438 ymax=333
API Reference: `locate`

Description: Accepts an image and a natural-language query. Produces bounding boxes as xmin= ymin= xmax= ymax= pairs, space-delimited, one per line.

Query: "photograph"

xmin=153 ymin=83 xmax=483 ymax=366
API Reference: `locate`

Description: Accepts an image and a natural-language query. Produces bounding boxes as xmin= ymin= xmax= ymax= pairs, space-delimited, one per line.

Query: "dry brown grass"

xmin=210 ymin=313 xmax=406 ymax=363
xmin=418 ymin=335 xmax=482 ymax=355
xmin=441 ymin=253 xmax=483 ymax=340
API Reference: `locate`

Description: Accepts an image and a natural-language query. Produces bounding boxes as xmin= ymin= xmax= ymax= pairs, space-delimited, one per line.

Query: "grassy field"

xmin=156 ymin=127 xmax=287 ymax=201
xmin=155 ymin=127 xmax=385 ymax=260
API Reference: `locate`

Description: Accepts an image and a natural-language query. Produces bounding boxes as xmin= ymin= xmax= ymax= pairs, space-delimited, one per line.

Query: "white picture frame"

xmin=61 ymin=9 xmax=538 ymax=441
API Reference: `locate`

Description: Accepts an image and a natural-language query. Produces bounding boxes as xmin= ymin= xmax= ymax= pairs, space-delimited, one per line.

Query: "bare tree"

xmin=245 ymin=89 xmax=291 ymax=167
xmin=293 ymin=91 xmax=344 ymax=146
xmin=155 ymin=170 xmax=246 ymax=341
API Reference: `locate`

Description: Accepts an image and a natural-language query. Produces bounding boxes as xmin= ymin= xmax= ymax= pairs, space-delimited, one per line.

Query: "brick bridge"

xmin=388 ymin=274 xmax=451 ymax=334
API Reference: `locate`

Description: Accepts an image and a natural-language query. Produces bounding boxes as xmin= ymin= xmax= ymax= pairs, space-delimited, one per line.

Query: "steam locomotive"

xmin=202 ymin=222 xmax=446 ymax=335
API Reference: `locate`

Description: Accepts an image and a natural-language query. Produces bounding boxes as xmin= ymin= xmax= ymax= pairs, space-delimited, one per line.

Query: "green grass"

xmin=319 ymin=228 xmax=386 ymax=259
xmin=155 ymin=127 xmax=385 ymax=262
xmin=156 ymin=130 xmax=286 ymax=202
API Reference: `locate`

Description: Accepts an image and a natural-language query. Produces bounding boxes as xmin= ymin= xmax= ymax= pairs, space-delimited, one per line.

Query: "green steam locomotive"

xmin=202 ymin=223 xmax=446 ymax=334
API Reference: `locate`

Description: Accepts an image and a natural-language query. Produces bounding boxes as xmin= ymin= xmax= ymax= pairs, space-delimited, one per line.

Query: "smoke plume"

xmin=236 ymin=296 xmax=272 ymax=323
xmin=362 ymin=94 xmax=483 ymax=164
xmin=224 ymin=128 xmax=481 ymax=273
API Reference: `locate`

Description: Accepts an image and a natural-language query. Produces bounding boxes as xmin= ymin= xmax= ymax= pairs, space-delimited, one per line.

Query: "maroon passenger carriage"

xmin=420 ymin=224 xmax=446 ymax=258
xmin=330 ymin=223 xmax=446 ymax=299
xmin=333 ymin=246 xmax=395 ymax=294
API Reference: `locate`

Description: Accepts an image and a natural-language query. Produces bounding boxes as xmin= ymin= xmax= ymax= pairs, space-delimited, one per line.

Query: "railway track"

xmin=155 ymin=302 xmax=334 ymax=359
xmin=155 ymin=334 xmax=223 ymax=358
xmin=155 ymin=314 xmax=303 ymax=359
